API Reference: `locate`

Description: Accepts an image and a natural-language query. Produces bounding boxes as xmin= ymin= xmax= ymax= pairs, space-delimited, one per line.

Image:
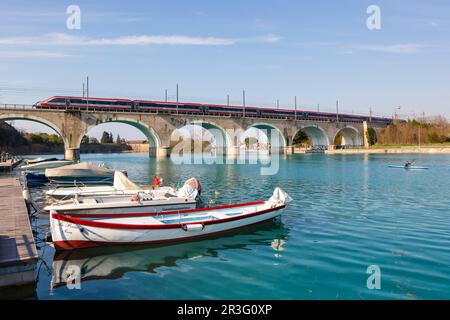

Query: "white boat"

xmin=28 ymin=157 xmax=57 ymax=164
xmin=46 ymin=171 xmax=199 ymax=200
xmin=44 ymin=173 xmax=201 ymax=214
xmin=45 ymin=162 xmax=117 ymax=185
xmin=20 ymin=159 xmax=75 ymax=171
xmin=49 ymin=188 xmax=292 ymax=250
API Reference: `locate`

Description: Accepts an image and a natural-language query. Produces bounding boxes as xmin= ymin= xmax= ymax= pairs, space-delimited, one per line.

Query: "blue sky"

xmin=1 ymin=0 xmax=449 ymax=139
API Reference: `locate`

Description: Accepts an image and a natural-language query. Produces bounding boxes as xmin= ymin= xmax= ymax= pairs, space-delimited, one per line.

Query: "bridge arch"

xmin=0 ymin=114 xmax=67 ymax=145
xmin=186 ymin=120 xmax=235 ymax=154
xmin=86 ymin=118 xmax=161 ymax=155
xmin=333 ymin=126 xmax=363 ymax=147
xmin=245 ymin=123 xmax=287 ymax=153
xmin=295 ymin=126 xmax=330 ymax=148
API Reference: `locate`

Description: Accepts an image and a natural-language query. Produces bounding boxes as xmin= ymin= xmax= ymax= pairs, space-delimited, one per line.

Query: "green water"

xmin=30 ymin=153 xmax=450 ymax=299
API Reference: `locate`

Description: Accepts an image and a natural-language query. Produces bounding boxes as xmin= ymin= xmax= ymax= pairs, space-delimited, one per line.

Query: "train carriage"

xmin=35 ymin=96 xmax=393 ymax=125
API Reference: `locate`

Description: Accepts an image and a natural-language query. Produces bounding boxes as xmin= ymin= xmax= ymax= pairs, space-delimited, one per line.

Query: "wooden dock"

xmin=0 ymin=175 xmax=38 ymax=296
xmin=0 ymin=159 xmax=22 ymax=172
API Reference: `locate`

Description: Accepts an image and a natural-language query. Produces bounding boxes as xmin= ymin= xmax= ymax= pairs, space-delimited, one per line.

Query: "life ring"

xmin=131 ymin=194 xmax=139 ymax=202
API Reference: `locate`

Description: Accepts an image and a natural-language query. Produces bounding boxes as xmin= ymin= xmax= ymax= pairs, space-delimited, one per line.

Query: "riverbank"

xmin=326 ymin=145 xmax=450 ymax=154
xmin=2 ymin=143 xmax=133 ymax=156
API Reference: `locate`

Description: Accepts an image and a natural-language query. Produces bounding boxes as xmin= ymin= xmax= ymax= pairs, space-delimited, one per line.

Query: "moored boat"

xmin=20 ymin=159 xmax=75 ymax=171
xmin=44 ymin=173 xmax=202 ymax=214
xmin=49 ymin=188 xmax=292 ymax=250
xmin=45 ymin=162 xmax=118 ymax=185
xmin=24 ymin=172 xmax=49 ymax=187
xmin=45 ymin=171 xmax=199 ymax=200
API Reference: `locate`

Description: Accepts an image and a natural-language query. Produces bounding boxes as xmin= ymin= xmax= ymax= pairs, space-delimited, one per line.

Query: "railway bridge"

xmin=0 ymin=105 xmax=388 ymax=161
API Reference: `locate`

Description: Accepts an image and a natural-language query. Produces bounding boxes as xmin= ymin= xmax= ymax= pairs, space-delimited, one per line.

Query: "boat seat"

xmin=81 ymin=198 xmax=100 ymax=205
xmin=210 ymin=212 xmax=229 ymax=220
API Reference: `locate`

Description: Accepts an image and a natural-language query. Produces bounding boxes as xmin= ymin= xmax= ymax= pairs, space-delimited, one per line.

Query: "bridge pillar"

xmin=328 ymin=144 xmax=336 ymax=151
xmin=156 ymin=146 xmax=170 ymax=158
xmin=363 ymin=121 xmax=369 ymax=148
xmin=226 ymin=146 xmax=240 ymax=158
xmin=284 ymin=146 xmax=294 ymax=155
xmin=65 ymin=148 xmax=80 ymax=161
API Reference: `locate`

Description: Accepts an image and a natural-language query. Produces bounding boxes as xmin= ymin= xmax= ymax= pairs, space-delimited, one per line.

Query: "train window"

xmin=50 ymin=98 xmax=65 ymax=103
xmin=71 ymin=99 xmax=85 ymax=104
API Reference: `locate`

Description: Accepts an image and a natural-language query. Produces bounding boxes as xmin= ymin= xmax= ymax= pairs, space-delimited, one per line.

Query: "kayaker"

xmin=404 ymin=161 xmax=412 ymax=169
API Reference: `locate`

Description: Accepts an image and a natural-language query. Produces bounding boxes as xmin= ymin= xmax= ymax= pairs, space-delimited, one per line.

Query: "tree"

xmin=293 ymin=130 xmax=310 ymax=146
xmin=101 ymin=131 xmax=110 ymax=144
xmin=366 ymin=127 xmax=377 ymax=146
xmin=29 ymin=133 xmax=44 ymax=144
xmin=81 ymin=135 xmax=90 ymax=144
xmin=48 ymin=134 xmax=61 ymax=144
xmin=89 ymin=137 xmax=99 ymax=144
xmin=116 ymin=134 xmax=122 ymax=144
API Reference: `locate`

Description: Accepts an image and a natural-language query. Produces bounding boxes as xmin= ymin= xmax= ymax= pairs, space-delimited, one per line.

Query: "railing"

xmin=312 ymin=145 xmax=329 ymax=151
xmin=334 ymin=145 xmax=364 ymax=150
xmin=0 ymin=104 xmax=36 ymax=110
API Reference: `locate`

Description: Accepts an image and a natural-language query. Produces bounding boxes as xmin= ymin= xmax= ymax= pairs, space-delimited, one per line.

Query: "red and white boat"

xmin=50 ymin=188 xmax=292 ymax=250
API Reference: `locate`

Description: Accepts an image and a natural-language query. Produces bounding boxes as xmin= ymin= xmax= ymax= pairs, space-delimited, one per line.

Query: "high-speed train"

xmin=35 ymin=96 xmax=393 ymax=125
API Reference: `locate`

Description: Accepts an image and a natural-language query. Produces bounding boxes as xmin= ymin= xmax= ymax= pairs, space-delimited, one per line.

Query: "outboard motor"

xmin=177 ymin=177 xmax=202 ymax=200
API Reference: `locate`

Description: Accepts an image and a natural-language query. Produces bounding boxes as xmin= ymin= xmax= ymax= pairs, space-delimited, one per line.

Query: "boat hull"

xmin=20 ymin=160 xmax=75 ymax=171
xmin=47 ymin=176 xmax=115 ymax=186
xmin=388 ymin=165 xmax=429 ymax=170
xmin=50 ymin=203 xmax=285 ymax=250
xmin=53 ymin=201 xmax=197 ymax=215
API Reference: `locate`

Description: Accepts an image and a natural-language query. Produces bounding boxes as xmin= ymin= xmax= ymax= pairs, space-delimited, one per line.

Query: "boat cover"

xmin=113 ymin=171 xmax=140 ymax=190
xmin=177 ymin=177 xmax=201 ymax=199
xmin=28 ymin=157 xmax=58 ymax=164
xmin=46 ymin=162 xmax=114 ymax=178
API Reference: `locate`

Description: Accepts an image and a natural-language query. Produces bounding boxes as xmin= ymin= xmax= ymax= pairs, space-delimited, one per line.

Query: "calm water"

xmin=28 ymin=153 xmax=450 ymax=299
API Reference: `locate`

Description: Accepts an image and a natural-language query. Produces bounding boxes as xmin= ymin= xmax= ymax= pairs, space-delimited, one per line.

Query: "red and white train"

xmin=35 ymin=96 xmax=393 ymax=125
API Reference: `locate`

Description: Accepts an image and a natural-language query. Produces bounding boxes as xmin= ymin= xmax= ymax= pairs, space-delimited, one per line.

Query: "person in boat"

xmin=404 ymin=160 xmax=412 ymax=169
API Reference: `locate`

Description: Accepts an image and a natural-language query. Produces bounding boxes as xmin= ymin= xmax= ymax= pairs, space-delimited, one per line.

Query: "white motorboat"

xmin=49 ymin=188 xmax=292 ymax=250
xmin=44 ymin=174 xmax=202 ymax=215
xmin=46 ymin=171 xmax=199 ymax=200
xmin=20 ymin=158 xmax=75 ymax=171
xmin=45 ymin=162 xmax=117 ymax=185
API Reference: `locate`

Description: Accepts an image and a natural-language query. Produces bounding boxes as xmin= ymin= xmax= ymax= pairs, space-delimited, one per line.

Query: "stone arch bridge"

xmin=0 ymin=106 xmax=387 ymax=160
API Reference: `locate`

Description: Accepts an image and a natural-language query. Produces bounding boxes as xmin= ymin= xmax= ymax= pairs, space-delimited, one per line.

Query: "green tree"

xmin=428 ymin=131 xmax=445 ymax=143
xmin=293 ymin=130 xmax=310 ymax=146
xmin=101 ymin=131 xmax=110 ymax=144
xmin=366 ymin=127 xmax=377 ymax=146
xmin=89 ymin=137 xmax=99 ymax=144
xmin=116 ymin=134 xmax=122 ymax=144
xmin=81 ymin=135 xmax=90 ymax=144
xmin=48 ymin=134 xmax=62 ymax=144
xmin=30 ymin=133 xmax=44 ymax=144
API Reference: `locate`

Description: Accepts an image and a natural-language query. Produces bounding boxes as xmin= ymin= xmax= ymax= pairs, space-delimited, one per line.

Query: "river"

xmin=27 ymin=152 xmax=450 ymax=299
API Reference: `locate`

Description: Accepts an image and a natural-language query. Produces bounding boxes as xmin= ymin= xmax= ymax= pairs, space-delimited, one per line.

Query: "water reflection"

xmin=51 ymin=220 xmax=289 ymax=289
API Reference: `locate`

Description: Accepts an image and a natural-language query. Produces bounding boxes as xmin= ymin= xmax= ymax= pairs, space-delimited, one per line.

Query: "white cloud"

xmin=0 ymin=50 xmax=78 ymax=59
xmin=0 ymin=32 xmax=280 ymax=47
xmin=351 ymin=43 xmax=426 ymax=54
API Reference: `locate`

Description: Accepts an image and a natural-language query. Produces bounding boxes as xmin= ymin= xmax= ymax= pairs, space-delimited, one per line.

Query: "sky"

xmin=1 ymin=0 xmax=449 ymax=139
